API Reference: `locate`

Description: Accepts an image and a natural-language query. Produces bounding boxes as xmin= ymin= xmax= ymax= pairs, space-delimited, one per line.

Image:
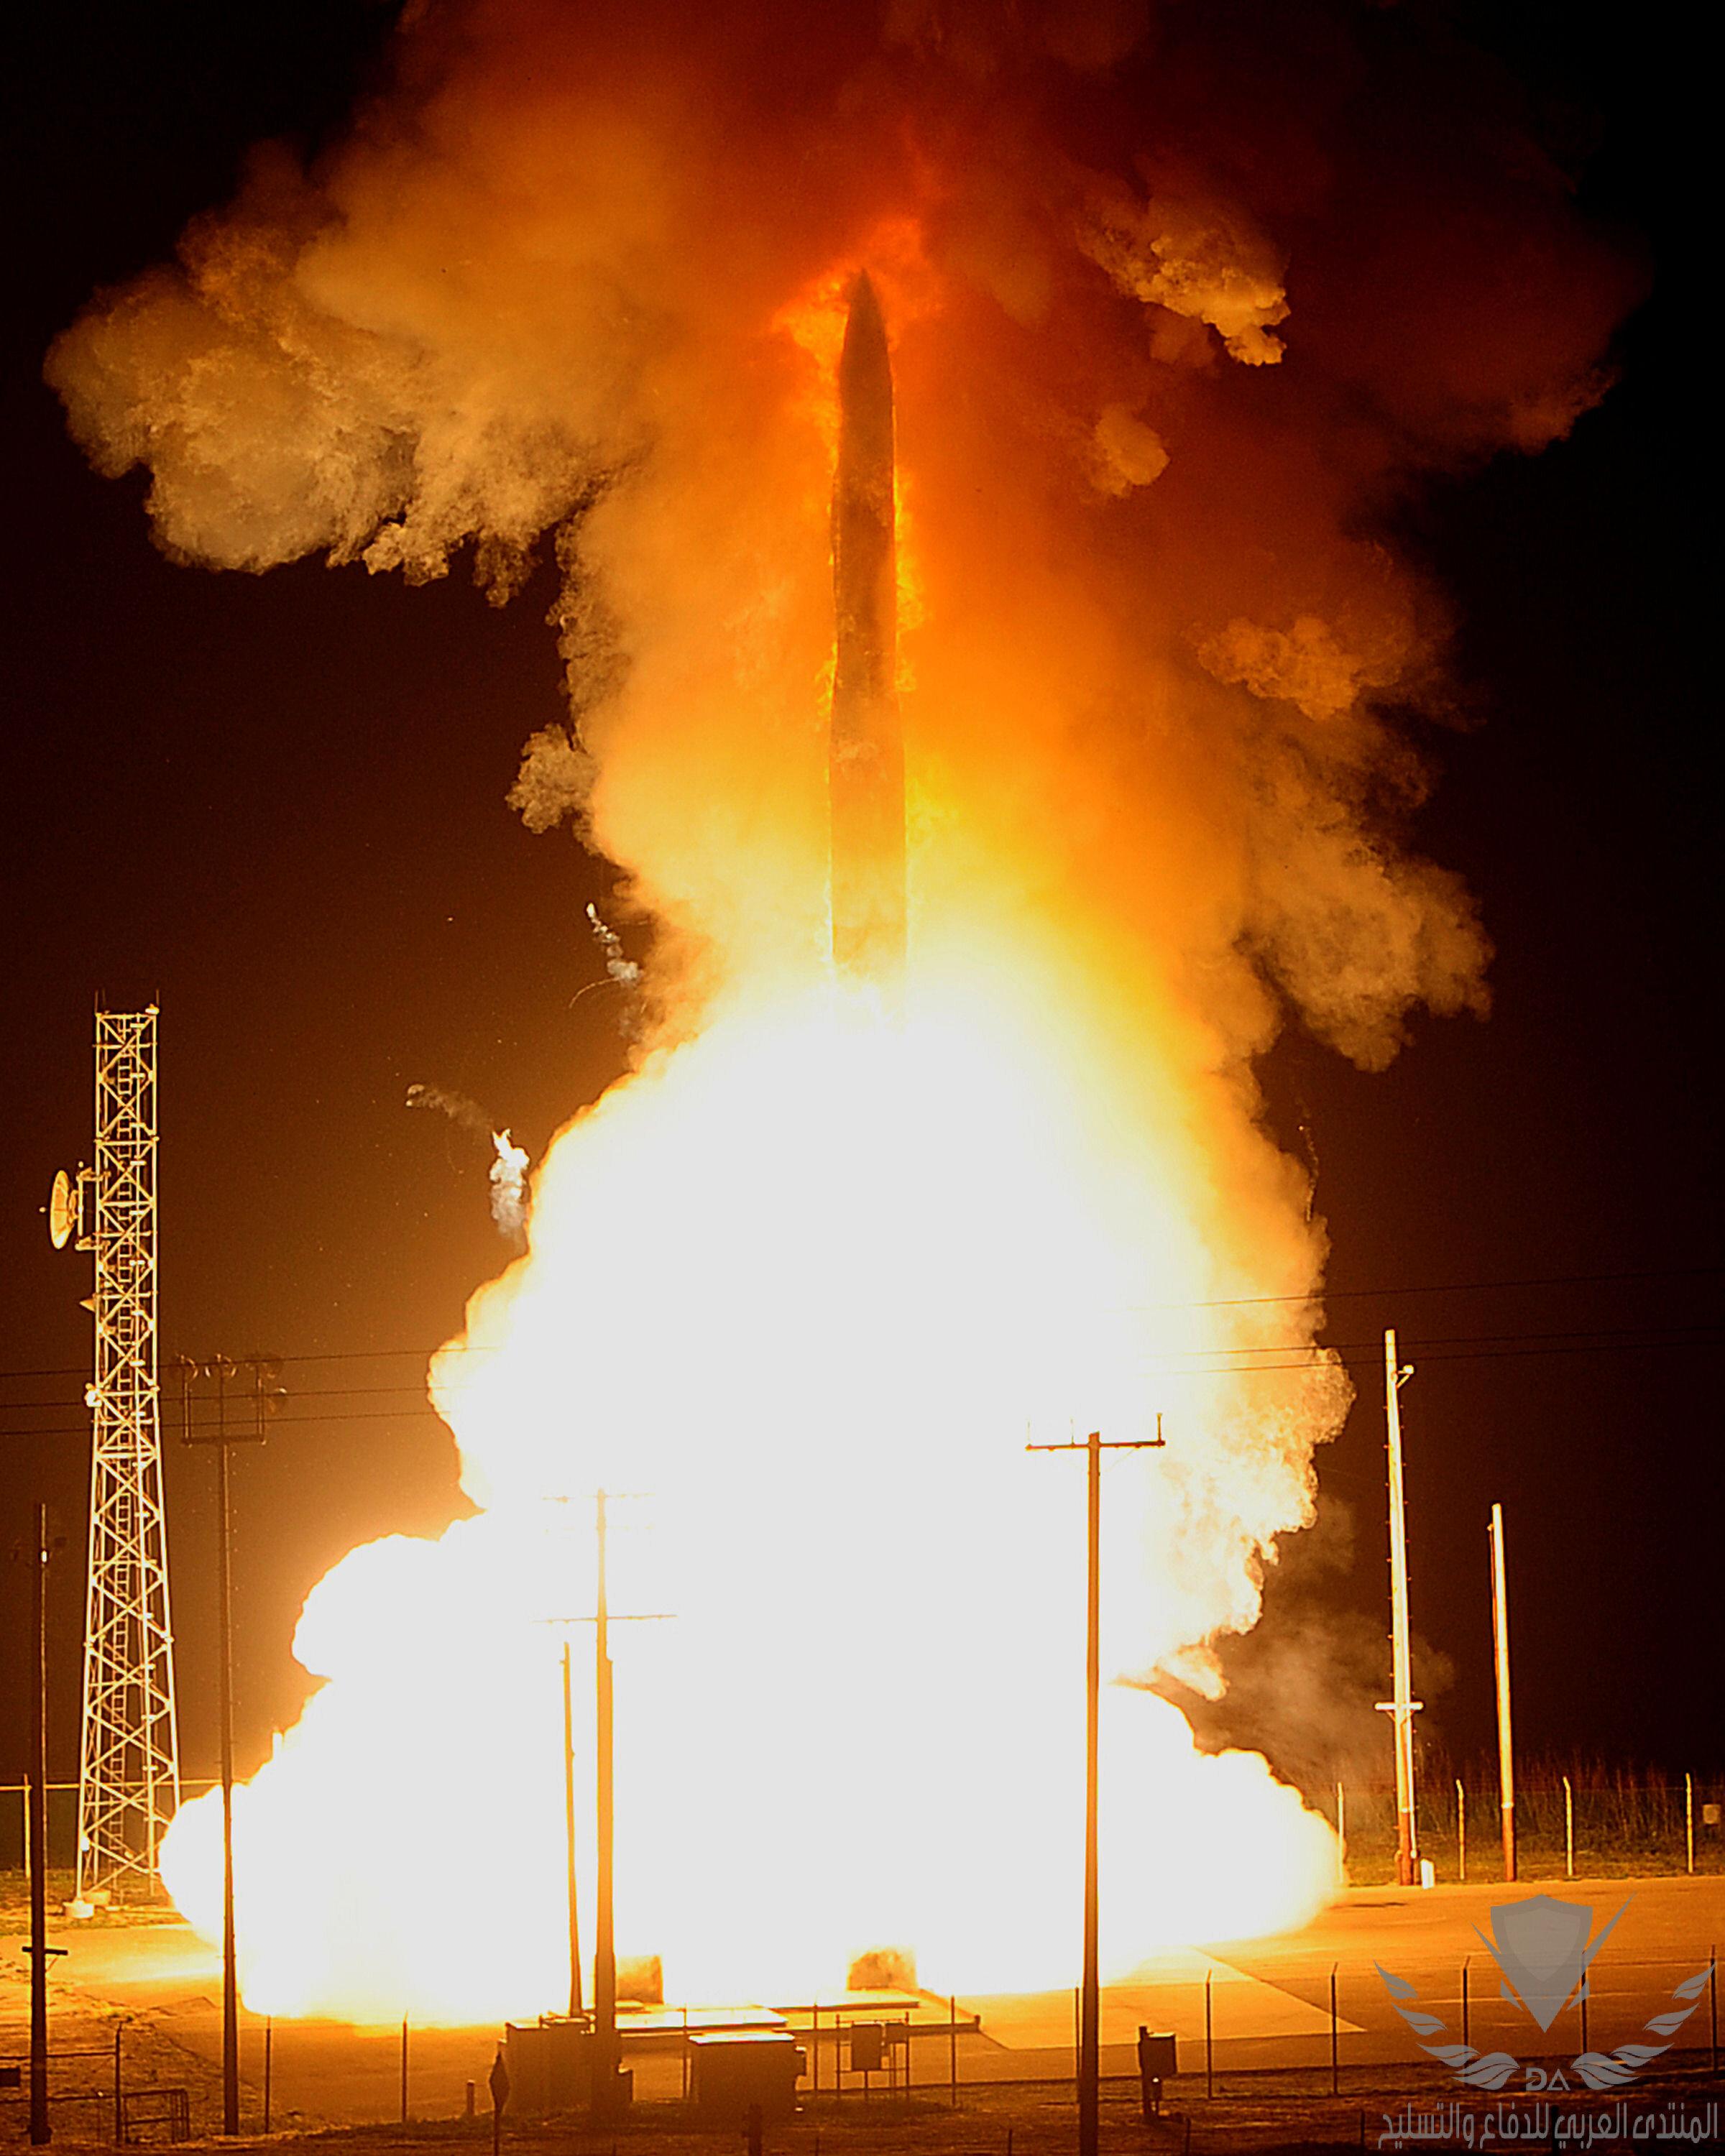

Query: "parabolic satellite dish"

xmin=48 ymin=1169 xmax=77 ymax=1250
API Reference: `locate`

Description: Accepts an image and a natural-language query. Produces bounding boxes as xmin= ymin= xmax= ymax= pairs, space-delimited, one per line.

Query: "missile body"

xmin=829 ymin=272 xmax=907 ymax=999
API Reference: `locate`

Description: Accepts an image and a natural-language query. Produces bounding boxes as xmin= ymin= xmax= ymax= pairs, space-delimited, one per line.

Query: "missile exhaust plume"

xmin=50 ymin=0 xmax=1644 ymax=2021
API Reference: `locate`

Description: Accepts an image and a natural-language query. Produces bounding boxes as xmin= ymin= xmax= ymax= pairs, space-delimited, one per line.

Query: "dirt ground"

xmin=4 ymin=1996 xmax=1721 ymax=2155
xmin=6 ymin=1880 xmax=1722 ymax=2152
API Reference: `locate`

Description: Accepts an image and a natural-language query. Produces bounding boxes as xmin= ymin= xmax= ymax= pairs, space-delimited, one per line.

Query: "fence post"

xmin=1686 ymin=1774 xmax=1695 ymax=1876
xmin=1709 ymin=1948 xmax=1716 ymax=2072
xmin=114 ymin=2020 xmax=123 ymax=2143
xmin=1461 ymin=1959 xmax=1469 ymax=2053
xmin=1563 ymin=1776 xmax=1574 ymax=1879
xmin=949 ymin=1994 xmax=957 ymax=2108
xmin=400 ymin=2015 xmax=408 ymax=2124
xmin=264 ymin=2018 xmax=272 ymax=2134
xmin=1205 ymin=1968 xmax=1213 ymax=2099
xmin=1330 ymin=1965 xmax=1338 ymax=2094
xmin=1457 ymin=1780 xmax=1466 ymax=1884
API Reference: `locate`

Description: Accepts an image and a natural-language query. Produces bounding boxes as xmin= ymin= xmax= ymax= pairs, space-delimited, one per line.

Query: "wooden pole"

xmin=214 ymin=1362 xmax=241 ymax=2135
xmin=593 ymin=1492 xmax=617 ymax=2118
xmin=1489 ymin=1503 xmax=1516 ymax=1881
xmin=1024 ymin=1422 xmax=1165 ymax=2154
xmin=1079 ymin=1427 xmax=1101 ymax=2156
xmin=563 ymin=1642 xmax=582 ymax=2017
xmin=29 ymin=1503 xmax=51 ymax=2148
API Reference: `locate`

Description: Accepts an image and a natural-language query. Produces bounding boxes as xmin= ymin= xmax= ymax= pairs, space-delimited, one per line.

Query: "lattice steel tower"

xmin=64 ymin=1007 xmax=180 ymax=1900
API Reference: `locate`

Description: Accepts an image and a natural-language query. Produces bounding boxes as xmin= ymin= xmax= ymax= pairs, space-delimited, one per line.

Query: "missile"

xmin=829 ymin=271 xmax=907 ymax=1000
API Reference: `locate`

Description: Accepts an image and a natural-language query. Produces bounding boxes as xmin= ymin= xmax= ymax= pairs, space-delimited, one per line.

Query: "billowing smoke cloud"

xmin=47 ymin=0 xmax=1634 ymax=1067
xmin=56 ymin=0 xmax=1642 ymax=2010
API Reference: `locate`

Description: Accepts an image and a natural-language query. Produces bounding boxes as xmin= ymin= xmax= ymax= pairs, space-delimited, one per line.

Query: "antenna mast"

xmin=72 ymin=1005 xmax=180 ymax=1902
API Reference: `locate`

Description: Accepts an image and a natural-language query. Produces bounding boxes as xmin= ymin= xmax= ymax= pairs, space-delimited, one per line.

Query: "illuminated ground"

xmin=4 ymin=1876 xmax=1722 ymax=2149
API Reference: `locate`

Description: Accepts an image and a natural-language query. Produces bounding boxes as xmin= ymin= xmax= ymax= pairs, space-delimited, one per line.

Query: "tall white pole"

xmin=1384 ymin=1330 xmax=1419 ymax=1886
xmin=1489 ymin=1503 xmax=1516 ymax=1881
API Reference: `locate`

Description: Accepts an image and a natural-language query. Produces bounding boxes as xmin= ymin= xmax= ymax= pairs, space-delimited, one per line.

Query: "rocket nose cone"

xmin=840 ymin=272 xmax=891 ymax=407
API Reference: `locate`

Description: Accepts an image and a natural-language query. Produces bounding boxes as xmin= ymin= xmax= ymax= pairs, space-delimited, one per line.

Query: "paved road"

xmin=979 ymin=1875 xmax=1724 ymax=2080
xmin=5 ymin=1874 xmax=1719 ymax=2124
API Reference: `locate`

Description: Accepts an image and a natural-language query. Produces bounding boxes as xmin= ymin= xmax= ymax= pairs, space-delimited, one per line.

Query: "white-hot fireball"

xmin=164 ymin=939 xmax=1343 ymax=2022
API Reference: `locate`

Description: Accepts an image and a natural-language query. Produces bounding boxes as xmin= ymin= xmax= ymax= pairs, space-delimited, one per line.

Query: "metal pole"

xmin=215 ymin=1363 xmax=240 ymax=2137
xmin=1686 ymin=1774 xmax=1695 ymax=1876
xmin=1489 ymin=1503 xmax=1516 ymax=1882
xmin=1204 ymin=1968 xmax=1213 ymax=2099
xmin=563 ymin=1642 xmax=582 ymax=2017
xmin=1457 ymin=1778 xmax=1466 ymax=1884
xmin=593 ymin=1491 xmax=617 ymax=2119
xmin=1563 ymin=1775 xmax=1573 ymax=1880
xmin=29 ymin=1502 xmax=52 ymax=2148
xmin=949 ymin=1994 xmax=957 ymax=2107
xmin=1336 ymin=1781 xmax=1346 ymax=1880
xmin=1080 ymin=1428 xmax=1101 ymax=2156
xmin=114 ymin=2021 xmax=123 ymax=2142
xmin=489 ymin=2046 xmax=507 ymax=2156
xmin=400 ymin=2016 xmax=408 ymax=2124
xmin=1330 ymin=1965 xmax=1338 ymax=2094
xmin=1461 ymin=1959 xmax=1469 ymax=2053
xmin=264 ymin=2019 xmax=272 ymax=2134
xmin=1384 ymin=1333 xmax=1417 ymax=1887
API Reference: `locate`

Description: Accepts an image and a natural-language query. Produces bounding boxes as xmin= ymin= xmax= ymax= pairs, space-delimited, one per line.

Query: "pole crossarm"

xmin=76 ymin=1007 xmax=180 ymax=1905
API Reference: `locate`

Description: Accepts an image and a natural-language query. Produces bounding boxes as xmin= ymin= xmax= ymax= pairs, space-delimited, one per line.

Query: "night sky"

xmin=2 ymin=0 xmax=1714 ymax=1839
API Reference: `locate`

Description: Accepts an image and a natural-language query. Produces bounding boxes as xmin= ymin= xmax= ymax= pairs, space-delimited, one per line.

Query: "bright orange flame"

xmin=162 ymin=931 xmax=1342 ymax=2022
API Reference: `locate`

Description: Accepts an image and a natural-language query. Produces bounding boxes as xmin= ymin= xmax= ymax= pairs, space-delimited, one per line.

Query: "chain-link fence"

xmin=1330 ymin=1772 xmax=1724 ymax=1884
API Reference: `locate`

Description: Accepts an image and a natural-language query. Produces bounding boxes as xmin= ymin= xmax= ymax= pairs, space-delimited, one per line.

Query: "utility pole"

xmin=562 ymin=1641 xmax=582 ymax=2019
xmin=592 ymin=1491 xmax=618 ymax=2121
xmin=1029 ymin=1422 xmax=1165 ymax=2156
xmin=180 ymin=1354 xmax=278 ymax=2134
xmin=1376 ymin=1332 xmax=1422 ymax=1888
xmin=538 ymin=1493 xmax=664 ymax=2099
xmin=27 ymin=1503 xmax=65 ymax=2146
xmin=1489 ymin=1503 xmax=1516 ymax=1882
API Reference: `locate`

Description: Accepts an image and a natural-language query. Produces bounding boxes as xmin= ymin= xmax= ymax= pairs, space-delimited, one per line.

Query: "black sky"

xmin=1 ymin=0 xmax=1716 ymax=1830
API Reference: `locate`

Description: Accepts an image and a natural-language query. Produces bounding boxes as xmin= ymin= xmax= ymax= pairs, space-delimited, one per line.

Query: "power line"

xmin=1 ymin=1326 xmax=1721 ymax=1442
xmin=2 ymin=1263 xmax=1716 ymax=1394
